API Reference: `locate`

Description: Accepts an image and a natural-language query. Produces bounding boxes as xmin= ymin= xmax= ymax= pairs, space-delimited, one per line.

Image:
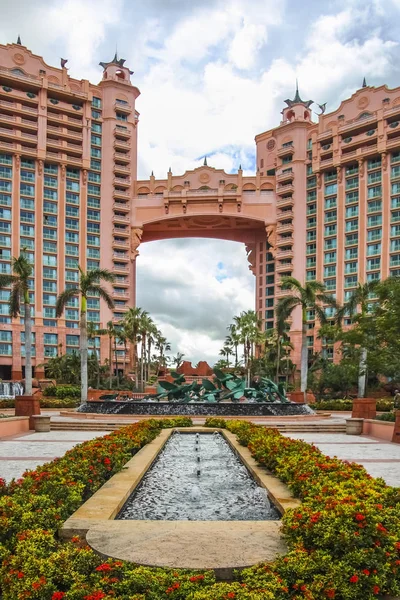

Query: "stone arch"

xmin=172 ymin=185 xmax=184 ymax=191
xmin=224 ymin=183 xmax=237 ymax=190
xmin=242 ymin=183 xmax=256 ymax=191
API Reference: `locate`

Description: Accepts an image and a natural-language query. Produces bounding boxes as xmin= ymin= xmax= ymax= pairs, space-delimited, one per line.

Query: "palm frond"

xmin=85 ymin=268 xmax=115 ymax=286
xmin=91 ymin=285 xmax=115 ymax=310
xmin=279 ymin=275 xmax=302 ymax=292
xmin=275 ymin=296 xmax=300 ymax=320
xmin=0 ymin=274 xmax=16 ymax=289
xmin=9 ymin=284 xmax=21 ymax=318
xmin=56 ymin=288 xmax=79 ymax=317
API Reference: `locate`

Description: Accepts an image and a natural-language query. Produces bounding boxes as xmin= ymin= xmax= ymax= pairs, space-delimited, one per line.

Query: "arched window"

xmin=115 ymin=70 xmax=125 ymax=80
xmin=358 ymin=112 xmax=372 ymax=120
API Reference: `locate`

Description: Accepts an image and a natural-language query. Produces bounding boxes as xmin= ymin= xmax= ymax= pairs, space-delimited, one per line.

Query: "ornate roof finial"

xmin=284 ymin=80 xmax=313 ymax=109
xmin=362 ymin=77 xmax=367 ymax=88
xmin=239 ymin=164 xmax=242 ymax=170
xmin=168 ymin=166 xmax=172 ymax=173
xmin=99 ymin=50 xmax=133 ymax=74
xmin=17 ymin=35 xmax=22 ymax=45
xmin=203 ymin=156 xmax=208 ymax=166
xmin=60 ymin=58 xmax=68 ymax=69
xmin=151 ymin=170 xmax=154 ymax=177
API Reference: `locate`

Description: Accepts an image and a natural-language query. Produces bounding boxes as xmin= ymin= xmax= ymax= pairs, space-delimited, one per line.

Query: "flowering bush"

xmin=1 ymin=417 xmax=400 ymax=599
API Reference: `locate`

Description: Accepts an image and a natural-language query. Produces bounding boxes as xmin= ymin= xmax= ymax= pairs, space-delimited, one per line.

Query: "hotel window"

xmin=88 ymin=184 xmax=100 ymax=196
xmin=368 ymin=185 xmax=382 ymax=199
xmin=324 ymin=278 xmax=336 ymax=291
xmin=43 ymin=255 xmax=57 ymax=267
xmin=325 ymin=183 xmax=337 ymax=196
xmin=21 ymin=198 xmax=35 ymax=210
xmin=391 ymin=166 xmax=400 ymax=179
xmin=367 ymin=257 xmax=381 ymax=271
xmin=345 ymin=219 xmax=358 ymax=232
xmin=391 ymin=239 xmax=400 ymax=251
xmin=306 ymin=270 xmax=316 ymax=281
xmin=0 ymin=193 xmax=11 ymax=206
xmin=367 ymin=158 xmax=381 ymax=170
xmin=324 ymin=210 xmax=337 ymax=223
xmin=307 ymin=217 xmax=317 ymax=227
xmin=92 ymin=109 xmax=101 ymax=119
xmin=44 ymin=201 xmax=57 ymax=214
xmin=391 ymin=225 xmax=400 ymax=237
xmin=116 ymin=112 xmax=128 ymax=122
xmin=20 ymin=225 xmax=34 ymax=236
xmin=0 ymin=180 xmax=12 ymax=193
xmin=345 ymin=262 xmax=357 ymax=274
xmin=88 ymin=172 xmax=101 ymax=183
xmin=392 ymin=182 xmax=400 ymax=195
xmin=367 ymin=272 xmax=380 ymax=282
xmin=0 ymin=208 xmax=12 ymax=220
xmin=281 ymin=155 xmax=292 ymax=164
xmin=91 ymin=147 xmax=101 ymax=158
xmin=21 ymin=159 xmax=34 ymax=169
xmin=43 ymin=228 xmax=57 ymax=240
xmin=324 ymin=197 xmax=337 ymax=209
xmin=307 ymin=244 xmax=316 ymax=255
xmin=20 ymin=169 xmax=34 ymax=183
xmin=43 ymin=281 xmax=57 ymax=292
xmin=368 ymin=200 xmax=382 ymax=213
xmin=325 ymin=224 xmax=337 ymax=236
xmin=44 ymin=175 xmax=58 ymax=188
xmin=345 ymin=233 xmax=358 ymax=245
xmin=367 ymin=243 xmax=381 ymax=256
xmin=367 ymin=215 xmax=382 ymax=227
xmin=66 ymin=192 xmax=79 ymax=205
xmin=91 ymin=134 xmax=101 ymax=146
xmin=367 ymin=228 xmax=381 ymax=241
xmin=345 ymin=248 xmax=358 ymax=260
xmin=0 ymin=235 xmax=11 ymax=247
xmin=92 ymin=97 xmax=102 ymax=108
xmin=0 ymin=154 xmax=12 ymax=165
xmin=345 ymin=177 xmax=358 ymax=190
xmin=367 ymin=171 xmax=382 ymax=184
xmin=43 ymin=294 xmax=57 ymax=306
xmin=324 ymin=238 xmax=337 ymax=250
xmin=391 ymin=211 xmax=400 ymax=223
xmin=390 ymin=254 xmax=400 ymax=266
xmin=345 ymin=191 xmax=359 ymax=204
xmin=66 ymin=180 xmax=80 ymax=192
xmin=344 ymin=275 xmax=358 ymax=288
xmin=44 ymin=188 xmax=58 ymax=200
xmin=306 ymin=257 xmax=316 ymax=267
xmin=66 ymin=206 xmax=79 ymax=218
xmin=324 ymin=252 xmax=336 ymax=264
xmin=90 ymin=159 xmax=101 ymax=171
xmin=391 ymin=196 xmax=400 ymax=209
xmin=20 ymin=183 xmax=34 ymax=196
xmin=44 ymin=164 xmax=58 ymax=175
xmin=345 ymin=205 xmax=359 ymax=218
xmin=324 ymin=266 xmax=336 ymax=277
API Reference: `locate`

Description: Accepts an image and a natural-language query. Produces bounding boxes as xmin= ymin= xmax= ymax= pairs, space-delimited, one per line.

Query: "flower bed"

xmin=0 ymin=418 xmax=399 ymax=599
xmin=313 ymin=398 xmax=393 ymax=412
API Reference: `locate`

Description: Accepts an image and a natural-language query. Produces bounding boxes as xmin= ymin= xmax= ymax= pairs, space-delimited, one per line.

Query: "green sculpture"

xmin=150 ymin=369 xmax=290 ymax=403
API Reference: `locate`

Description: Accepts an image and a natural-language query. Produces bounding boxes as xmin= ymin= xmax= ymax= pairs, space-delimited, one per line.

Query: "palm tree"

xmin=122 ymin=307 xmax=148 ymax=383
xmin=276 ymin=276 xmax=336 ymax=399
xmin=138 ymin=313 xmax=154 ymax=391
xmin=155 ymin=334 xmax=171 ymax=375
xmin=275 ymin=313 xmax=289 ymax=383
xmin=87 ymin=321 xmax=106 ymax=389
xmin=226 ymin=329 xmax=240 ymax=368
xmin=56 ymin=267 xmax=115 ymax=404
xmin=172 ymin=352 xmax=185 ymax=369
xmin=146 ymin=322 xmax=158 ymax=383
xmin=336 ymin=281 xmax=379 ymax=398
xmin=116 ymin=327 xmax=129 ymax=378
xmin=105 ymin=320 xmax=115 ymax=388
xmin=233 ymin=310 xmax=261 ymax=385
xmin=0 ymin=253 xmax=33 ymax=394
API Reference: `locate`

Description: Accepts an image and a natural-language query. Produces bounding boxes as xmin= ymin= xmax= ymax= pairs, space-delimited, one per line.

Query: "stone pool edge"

xmin=60 ymin=427 xmax=300 ymax=540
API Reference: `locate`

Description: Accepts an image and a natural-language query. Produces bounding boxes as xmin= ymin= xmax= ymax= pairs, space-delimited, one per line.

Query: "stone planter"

xmin=32 ymin=415 xmax=51 ymax=432
xmin=15 ymin=395 xmax=41 ymax=429
xmin=288 ymin=391 xmax=305 ymax=404
xmin=351 ymin=398 xmax=376 ymax=420
xmin=346 ymin=418 xmax=363 ymax=435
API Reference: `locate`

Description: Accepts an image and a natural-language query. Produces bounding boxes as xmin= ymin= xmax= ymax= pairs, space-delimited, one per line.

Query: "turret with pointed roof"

xmin=99 ymin=51 xmax=133 ymax=75
xmin=284 ymin=80 xmax=313 ymax=109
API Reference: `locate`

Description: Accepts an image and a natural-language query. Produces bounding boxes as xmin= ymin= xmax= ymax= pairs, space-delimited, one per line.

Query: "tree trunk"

xmin=300 ymin=310 xmax=308 ymax=399
xmin=147 ymin=339 xmax=152 ymax=383
xmin=235 ymin=344 xmax=238 ymax=368
xmin=24 ymin=294 xmax=32 ymax=395
xmin=80 ymin=298 xmax=88 ymax=404
xmin=114 ymin=338 xmax=118 ymax=386
xmin=109 ymin=335 xmax=113 ymax=389
xmin=275 ymin=337 xmax=281 ymax=383
xmin=358 ymin=347 xmax=367 ymax=398
xmin=124 ymin=341 xmax=127 ymax=377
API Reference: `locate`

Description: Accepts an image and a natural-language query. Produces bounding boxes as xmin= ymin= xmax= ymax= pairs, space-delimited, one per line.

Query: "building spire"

xmin=203 ymin=156 xmax=208 ymax=166
xmin=362 ymin=77 xmax=367 ymax=88
xmin=16 ymin=35 xmax=22 ymax=45
xmin=284 ymin=80 xmax=313 ymax=109
xmin=239 ymin=164 xmax=242 ymax=170
xmin=151 ymin=170 xmax=154 ymax=177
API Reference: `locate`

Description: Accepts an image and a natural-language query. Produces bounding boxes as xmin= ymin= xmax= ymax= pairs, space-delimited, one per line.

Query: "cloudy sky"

xmin=1 ymin=0 xmax=400 ymax=364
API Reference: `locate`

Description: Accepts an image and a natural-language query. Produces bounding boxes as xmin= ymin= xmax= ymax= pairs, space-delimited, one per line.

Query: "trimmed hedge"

xmin=0 ymin=417 xmax=399 ymax=599
xmin=314 ymin=398 xmax=393 ymax=412
xmin=43 ymin=386 xmax=81 ymax=399
xmin=0 ymin=397 xmax=80 ymax=409
xmin=376 ymin=412 xmax=396 ymax=422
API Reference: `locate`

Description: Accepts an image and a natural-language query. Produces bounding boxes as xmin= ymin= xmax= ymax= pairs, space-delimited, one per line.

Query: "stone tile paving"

xmin=282 ymin=433 xmax=400 ymax=488
xmin=0 ymin=430 xmax=110 ymax=482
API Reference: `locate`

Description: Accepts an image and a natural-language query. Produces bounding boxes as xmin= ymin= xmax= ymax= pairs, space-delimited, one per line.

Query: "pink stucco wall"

xmin=0 ymin=416 xmax=29 ymax=438
xmin=363 ymin=418 xmax=395 ymax=442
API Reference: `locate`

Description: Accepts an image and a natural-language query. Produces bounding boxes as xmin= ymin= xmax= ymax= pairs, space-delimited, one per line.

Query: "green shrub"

xmin=376 ymin=398 xmax=394 ymax=412
xmin=203 ymin=417 xmax=227 ymax=428
xmin=40 ymin=397 xmax=79 ymax=409
xmin=313 ymin=399 xmax=353 ymax=411
xmin=42 ymin=385 xmax=57 ymax=397
xmin=376 ymin=412 xmax=396 ymax=422
xmin=43 ymin=385 xmax=80 ymax=399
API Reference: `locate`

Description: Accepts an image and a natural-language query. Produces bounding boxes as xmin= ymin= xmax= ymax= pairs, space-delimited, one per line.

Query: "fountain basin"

xmin=61 ymin=427 xmax=300 ymax=578
xmin=78 ymin=400 xmax=314 ymax=417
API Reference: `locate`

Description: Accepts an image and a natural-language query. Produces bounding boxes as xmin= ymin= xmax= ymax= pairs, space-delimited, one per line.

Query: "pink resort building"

xmin=0 ymin=39 xmax=399 ymax=378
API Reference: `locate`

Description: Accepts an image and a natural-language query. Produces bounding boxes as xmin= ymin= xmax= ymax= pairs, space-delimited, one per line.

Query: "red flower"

xmin=355 ymin=514 xmax=365 ymax=521
xmin=227 ymin=594 xmax=236 ymax=599
xmin=325 ymin=589 xmax=335 ymax=598
xmin=103 ymin=458 xmax=111 ymax=465
xmin=17 ymin=572 xmax=24 ymax=579
xmin=95 ymin=563 xmax=112 ymax=572
xmin=377 ymin=523 xmax=388 ymax=533
xmin=373 ymin=586 xmax=380 ymax=594
xmin=52 ymin=593 xmax=65 ymax=600
xmin=349 ymin=575 xmax=359 ymax=583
